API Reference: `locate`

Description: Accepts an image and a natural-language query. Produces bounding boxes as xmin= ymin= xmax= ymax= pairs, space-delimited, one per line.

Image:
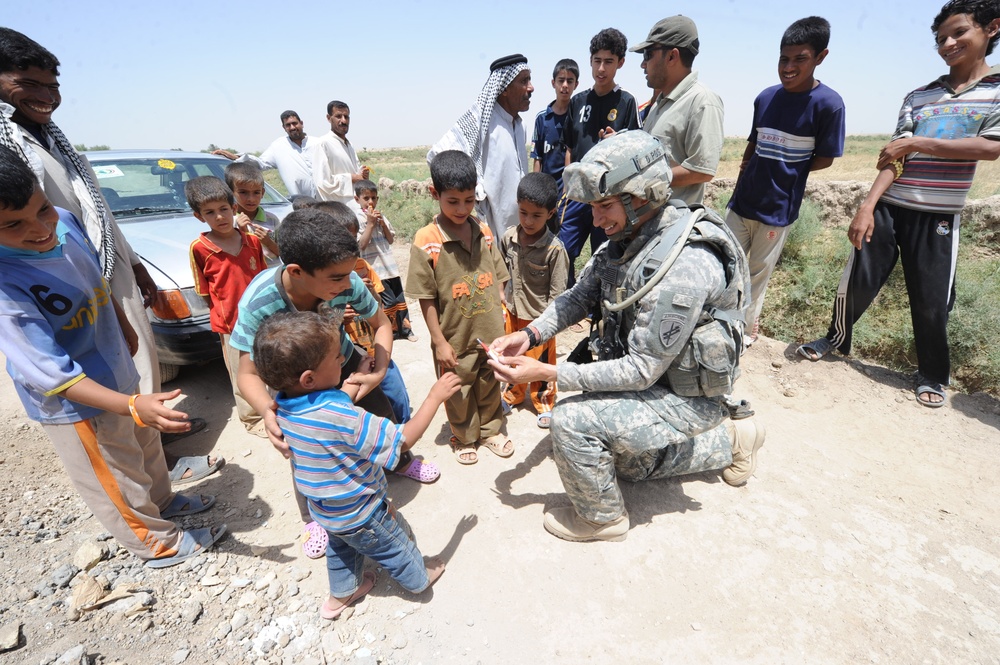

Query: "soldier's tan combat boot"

xmin=723 ymin=417 xmax=765 ymax=486
xmin=543 ymin=507 xmax=629 ymax=542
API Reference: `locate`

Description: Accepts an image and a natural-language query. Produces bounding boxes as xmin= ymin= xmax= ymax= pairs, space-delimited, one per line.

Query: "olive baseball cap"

xmin=629 ymin=15 xmax=700 ymax=55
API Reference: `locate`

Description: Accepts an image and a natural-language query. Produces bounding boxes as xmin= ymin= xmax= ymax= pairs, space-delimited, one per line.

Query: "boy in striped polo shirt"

xmin=253 ymin=311 xmax=460 ymax=618
xmin=798 ymin=0 xmax=1000 ymax=408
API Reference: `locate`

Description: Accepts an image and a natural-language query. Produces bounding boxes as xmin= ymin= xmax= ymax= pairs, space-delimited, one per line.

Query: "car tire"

xmin=160 ymin=362 xmax=180 ymax=384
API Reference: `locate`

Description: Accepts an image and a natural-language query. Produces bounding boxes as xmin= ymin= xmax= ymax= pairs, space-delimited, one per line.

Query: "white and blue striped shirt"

xmin=277 ymin=387 xmax=402 ymax=532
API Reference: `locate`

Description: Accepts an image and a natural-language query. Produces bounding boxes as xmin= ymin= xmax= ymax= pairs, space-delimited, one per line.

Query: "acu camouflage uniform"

xmin=531 ymin=192 xmax=750 ymax=523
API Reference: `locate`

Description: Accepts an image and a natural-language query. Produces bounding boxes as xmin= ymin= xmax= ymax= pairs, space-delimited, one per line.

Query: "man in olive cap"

xmin=631 ymin=15 xmax=724 ymax=205
xmin=428 ymin=54 xmax=534 ymax=238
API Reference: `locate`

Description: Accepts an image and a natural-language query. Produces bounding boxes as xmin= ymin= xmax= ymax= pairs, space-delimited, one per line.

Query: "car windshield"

xmin=88 ymin=155 xmax=286 ymax=219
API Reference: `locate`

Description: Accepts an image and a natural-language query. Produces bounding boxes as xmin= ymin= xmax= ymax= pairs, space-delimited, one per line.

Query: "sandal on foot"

xmin=301 ymin=521 xmax=329 ymax=559
xmin=797 ymin=337 xmax=834 ymax=362
xmin=161 ymin=492 xmax=216 ymax=519
xmin=321 ymin=570 xmax=376 ymax=620
xmin=536 ymin=413 xmax=552 ymax=429
xmin=146 ymin=524 xmax=227 ymax=569
xmin=916 ymin=381 xmax=946 ymax=408
xmin=168 ymin=455 xmax=225 ymax=485
xmin=480 ymin=435 xmax=514 ymax=458
xmin=449 ymin=435 xmax=478 ymax=465
xmin=161 ymin=418 xmax=208 ymax=445
xmin=396 ymin=457 xmax=440 ymax=482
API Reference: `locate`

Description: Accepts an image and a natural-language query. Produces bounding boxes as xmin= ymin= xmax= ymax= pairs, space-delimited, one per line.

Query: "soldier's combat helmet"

xmin=563 ymin=130 xmax=672 ymax=240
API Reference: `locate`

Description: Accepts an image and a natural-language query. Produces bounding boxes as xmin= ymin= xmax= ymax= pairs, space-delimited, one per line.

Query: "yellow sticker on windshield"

xmin=157 ymin=159 xmax=176 ymax=170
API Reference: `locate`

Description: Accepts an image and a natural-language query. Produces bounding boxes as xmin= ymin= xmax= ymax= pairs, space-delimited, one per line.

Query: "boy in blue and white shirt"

xmin=726 ymin=16 xmax=846 ymax=345
xmin=0 ymin=147 xmax=224 ymax=568
xmin=252 ymin=310 xmax=459 ymax=619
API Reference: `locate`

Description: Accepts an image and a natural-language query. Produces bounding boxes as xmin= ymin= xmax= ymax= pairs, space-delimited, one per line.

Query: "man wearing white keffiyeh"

xmin=428 ymin=54 xmax=534 ymax=239
xmin=0 ymin=28 xmax=211 ymax=453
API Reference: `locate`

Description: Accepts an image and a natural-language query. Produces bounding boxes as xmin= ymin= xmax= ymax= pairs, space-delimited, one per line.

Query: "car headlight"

xmin=150 ymin=288 xmax=209 ymax=321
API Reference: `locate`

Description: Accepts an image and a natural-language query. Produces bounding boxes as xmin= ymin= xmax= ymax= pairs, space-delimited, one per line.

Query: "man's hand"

xmin=598 ymin=127 xmax=617 ymax=140
xmin=121 ymin=318 xmax=139 ymax=356
xmin=435 ymin=339 xmax=459 ymax=370
xmin=847 ymin=207 xmax=876 ymax=250
xmin=132 ymin=262 xmax=158 ymax=308
xmin=212 ymin=149 xmax=239 ymax=160
xmin=262 ymin=406 xmax=290 ymax=458
xmin=490 ymin=331 xmax=530 ymax=358
xmin=488 ymin=355 xmax=555 ymax=385
xmin=343 ymin=304 xmax=358 ymax=324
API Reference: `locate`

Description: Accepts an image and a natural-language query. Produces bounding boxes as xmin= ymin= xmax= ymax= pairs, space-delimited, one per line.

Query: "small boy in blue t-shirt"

xmin=252 ymin=311 xmax=460 ymax=618
xmin=725 ymin=16 xmax=846 ymax=345
xmin=531 ymin=59 xmax=580 ymax=234
xmin=0 ymin=147 xmax=225 ymax=569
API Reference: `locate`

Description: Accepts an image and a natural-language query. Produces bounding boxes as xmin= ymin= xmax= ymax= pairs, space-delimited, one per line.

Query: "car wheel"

xmin=160 ymin=362 xmax=180 ymax=383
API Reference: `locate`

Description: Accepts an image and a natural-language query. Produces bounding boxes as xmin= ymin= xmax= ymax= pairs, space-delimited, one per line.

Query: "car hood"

xmin=118 ymin=212 xmax=205 ymax=290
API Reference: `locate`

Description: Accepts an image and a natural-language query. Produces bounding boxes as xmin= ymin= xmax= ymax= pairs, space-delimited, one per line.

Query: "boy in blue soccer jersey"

xmin=231 ymin=207 xmax=440 ymax=557
xmin=725 ymin=16 xmax=846 ymax=347
xmin=0 ymin=147 xmax=225 ymax=568
xmin=798 ymin=0 xmax=1000 ymax=409
xmin=252 ymin=311 xmax=460 ymax=618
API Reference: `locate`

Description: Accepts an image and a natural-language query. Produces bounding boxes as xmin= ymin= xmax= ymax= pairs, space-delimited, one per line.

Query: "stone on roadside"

xmin=254 ymin=571 xmax=277 ymax=591
xmin=0 ymin=622 xmax=21 ymax=652
xmin=172 ymin=648 xmax=190 ymax=664
xmin=181 ymin=600 xmax=203 ymax=624
xmin=51 ymin=563 xmax=79 ymax=588
xmin=200 ymin=575 xmax=224 ymax=587
xmin=73 ymin=541 xmax=106 ymax=571
xmin=230 ymin=611 xmax=249 ymax=631
xmin=321 ymin=631 xmax=342 ymax=658
xmin=55 ymin=644 xmax=87 ymax=664
xmin=391 ymin=633 xmax=407 ymax=650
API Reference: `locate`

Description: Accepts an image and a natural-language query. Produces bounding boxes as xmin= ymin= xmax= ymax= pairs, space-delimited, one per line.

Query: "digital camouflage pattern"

xmin=562 ymin=130 xmax=673 ymax=205
xmin=528 ymin=195 xmax=750 ymax=521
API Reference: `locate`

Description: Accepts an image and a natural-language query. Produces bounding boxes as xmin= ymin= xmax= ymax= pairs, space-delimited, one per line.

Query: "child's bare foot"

xmin=425 ymin=556 xmax=446 ymax=588
xmin=321 ymin=570 xmax=376 ymax=620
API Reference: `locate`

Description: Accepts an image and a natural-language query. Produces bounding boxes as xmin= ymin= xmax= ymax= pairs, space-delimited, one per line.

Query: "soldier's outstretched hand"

xmin=490 ymin=331 xmax=530 ymax=358
xmin=488 ymin=355 xmax=556 ymax=385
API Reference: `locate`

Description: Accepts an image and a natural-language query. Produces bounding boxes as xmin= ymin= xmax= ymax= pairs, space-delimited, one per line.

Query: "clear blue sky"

xmin=7 ymin=0 xmax=955 ymax=153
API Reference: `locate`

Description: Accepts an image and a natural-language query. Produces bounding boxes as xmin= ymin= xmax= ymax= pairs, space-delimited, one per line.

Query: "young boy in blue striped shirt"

xmin=253 ymin=311 xmax=460 ymax=618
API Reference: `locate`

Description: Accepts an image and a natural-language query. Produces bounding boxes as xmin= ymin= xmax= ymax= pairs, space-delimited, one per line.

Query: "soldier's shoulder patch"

xmin=660 ymin=314 xmax=686 ymax=349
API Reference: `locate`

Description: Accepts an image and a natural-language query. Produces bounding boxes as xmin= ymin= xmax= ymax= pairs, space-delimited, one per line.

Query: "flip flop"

xmin=321 ymin=570 xmax=376 ymax=620
xmin=168 ymin=455 xmax=225 ymax=485
xmin=396 ymin=457 xmax=440 ymax=483
xmin=146 ymin=524 xmax=227 ymax=569
xmin=916 ymin=382 xmax=946 ymax=409
xmin=480 ymin=435 xmax=514 ymax=458
xmin=161 ymin=492 xmax=216 ymax=519
xmin=449 ymin=435 xmax=478 ymax=465
xmin=536 ymin=413 xmax=552 ymax=429
xmin=301 ymin=521 xmax=329 ymax=559
xmin=797 ymin=337 xmax=834 ymax=362
xmin=161 ymin=418 xmax=208 ymax=445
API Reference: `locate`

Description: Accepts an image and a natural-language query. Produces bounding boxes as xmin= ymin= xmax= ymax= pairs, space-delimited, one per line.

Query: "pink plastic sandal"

xmin=301 ymin=521 xmax=328 ymax=559
xmin=396 ymin=457 xmax=440 ymax=483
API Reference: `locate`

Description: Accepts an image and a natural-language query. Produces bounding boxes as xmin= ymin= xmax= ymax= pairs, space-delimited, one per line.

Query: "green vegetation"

xmin=73 ymin=144 xmax=110 ymax=152
xmin=751 ymin=193 xmax=1000 ymax=396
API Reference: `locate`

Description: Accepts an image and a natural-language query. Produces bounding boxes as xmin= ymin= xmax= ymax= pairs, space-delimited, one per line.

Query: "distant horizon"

xmin=7 ymin=1 xmax=962 ymax=153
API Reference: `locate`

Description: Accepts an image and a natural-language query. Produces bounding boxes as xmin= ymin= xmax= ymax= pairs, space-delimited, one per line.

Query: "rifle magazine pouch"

xmin=666 ymin=319 xmax=737 ymax=398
